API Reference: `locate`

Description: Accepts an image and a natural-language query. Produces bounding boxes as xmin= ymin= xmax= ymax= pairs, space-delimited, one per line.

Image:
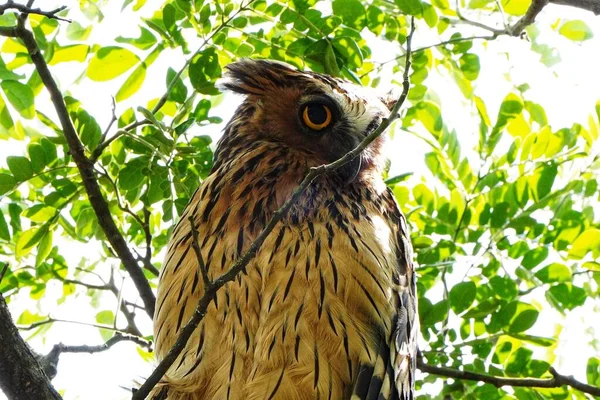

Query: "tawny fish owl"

xmin=152 ymin=59 xmax=418 ymax=400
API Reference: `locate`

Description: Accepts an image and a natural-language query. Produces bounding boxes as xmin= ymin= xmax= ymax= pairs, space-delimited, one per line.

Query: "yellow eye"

xmin=302 ymin=103 xmax=332 ymax=131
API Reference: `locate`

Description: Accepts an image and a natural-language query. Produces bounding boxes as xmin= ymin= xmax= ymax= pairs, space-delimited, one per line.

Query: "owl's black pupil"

xmin=307 ymin=104 xmax=327 ymax=125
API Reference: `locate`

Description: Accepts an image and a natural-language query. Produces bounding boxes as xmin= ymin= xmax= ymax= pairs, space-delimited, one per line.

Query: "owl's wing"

xmin=350 ymin=190 xmax=418 ymax=400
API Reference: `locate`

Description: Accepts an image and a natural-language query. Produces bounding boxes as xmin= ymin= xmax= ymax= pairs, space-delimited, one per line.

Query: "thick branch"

xmin=14 ymin=21 xmax=156 ymax=317
xmin=508 ymin=0 xmax=548 ymax=36
xmin=132 ymin=16 xmax=417 ymax=400
xmin=417 ymin=358 xmax=600 ymax=397
xmin=0 ymin=294 xmax=62 ymax=400
xmin=550 ymin=0 xmax=600 ymax=14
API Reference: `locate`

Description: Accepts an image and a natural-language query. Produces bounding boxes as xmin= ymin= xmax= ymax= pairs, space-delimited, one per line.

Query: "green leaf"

xmin=548 ymin=283 xmax=586 ymax=310
xmin=115 ymin=62 xmax=146 ymax=102
xmin=115 ymin=27 xmax=157 ymax=50
xmin=416 ymin=101 xmax=443 ymax=136
xmin=569 ymin=229 xmax=600 ymax=259
xmin=331 ymin=37 xmax=363 ymax=69
xmin=395 ymin=0 xmax=423 ymax=15
xmin=521 ymin=247 xmax=548 ymax=270
xmin=459 ymin=53 xmax=480 ymax=80
xmin=489 ymin=276 xmax=518 ymax=300
xmin=189 ymin=48 xmax=221 ymax=95
xmin=35 ymin=229 xmax=53 ymax=267
xmin=16 ymin=310 xmax=45 ymax=325
xmin=118 ymin=157 xmax=149 ymax=190
xmin=16 ymin=225 xmax=49 ymax=258
xmin=332 ymin=0 xmax=366 ymax=28
xmin=75 ymin=109 xmax=102 ymax=149
xmin=449 ymin=281 xmax=476 ymax=314
xmin=194 ymin=99 xmax=211 ymax=122
xmin=493 ymin=301 xmax=539 ymax=333
xmin=0 ymin=94 xmax=14 ymax=137
xmin=320 ymin=42 xmax=340 ymax=77
xmin=95 ymin=310 xmax=115 ymax=325
xmin=534 ymin=263 xmax=571 ymax=283
xmin=505 ymin=347 xmax=534 ymax=376
xmin=0 ymin=209 xmax=10 ymax=240
xmin=1 ymin=80 xmax=35 ymax=119
xmin=40 ymin=138 xmax=57 ymax=165
xmin=7 ymin=156 xmax=33 ymax=181
xmin=587 ymin=357 xmax=600 ymax=386
xmin=0 ymin=173 xmax=16 ymax=195
xmin=27 ymin=143 xmax=46 ymax=174
xmin=166 ymin=67 xmax=188 ymax=104
xmin=559 ymin=20 xmax=594 ymax=41
xmin=66 ymin=21 xmax=92 ymax=40
xmin=86 ymin=46 xmax=140 ymax=81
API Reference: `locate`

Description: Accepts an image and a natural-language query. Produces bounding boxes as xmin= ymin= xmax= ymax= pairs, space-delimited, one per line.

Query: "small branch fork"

xmin=0 ymin=1 xmax=70 ymax=22
xmin=417 ymin=357 xmax=600 ymax=397
xmin=38 ymin=333 xmax=152 ymax=380
xmin=132 ymin=16 xmax=417 ymax=400
xmin=1 ymin=3 xmax=156 ymax=318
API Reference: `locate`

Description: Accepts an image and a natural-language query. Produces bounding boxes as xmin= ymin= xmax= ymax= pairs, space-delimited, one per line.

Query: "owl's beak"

xmin=338 ymin=156 xmax=362 ymax=186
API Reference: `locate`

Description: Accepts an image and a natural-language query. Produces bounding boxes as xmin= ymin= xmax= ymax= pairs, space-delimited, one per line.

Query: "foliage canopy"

xmin=0 ymin=0 xmax=599 ymax=398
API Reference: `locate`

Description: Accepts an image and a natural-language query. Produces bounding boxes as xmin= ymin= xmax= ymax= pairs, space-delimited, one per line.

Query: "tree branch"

xmin=131 ymin=16 xmax=417 ymax=400
xmin=38 ymin=332 xmax=152 ymax=380
xmin=0 ymin=1 xmax=70 ymax=22
xmin=550 ymin=0 xmax=600 ymax=14
xmin=13 ymin=17 xmax=156 ymax=317
xmin=0 ymin=293 xmax=62 ymax=400
xmin=417 ymin=358 xmax=600 ymax=397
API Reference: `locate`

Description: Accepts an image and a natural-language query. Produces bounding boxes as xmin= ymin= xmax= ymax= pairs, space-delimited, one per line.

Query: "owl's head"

xmin=218 ymin=59 xmax=394 ymax=184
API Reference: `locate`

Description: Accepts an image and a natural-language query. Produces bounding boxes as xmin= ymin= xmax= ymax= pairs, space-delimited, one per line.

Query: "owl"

xmin=151 ymin=59 xmax=418 ymax=400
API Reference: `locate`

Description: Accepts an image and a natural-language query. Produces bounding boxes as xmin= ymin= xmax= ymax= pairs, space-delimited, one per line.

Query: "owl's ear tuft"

xmin=218 ymin=59 xmax=298 ymax=96
xmin=378 ymin=89 xmax=400 ymax=112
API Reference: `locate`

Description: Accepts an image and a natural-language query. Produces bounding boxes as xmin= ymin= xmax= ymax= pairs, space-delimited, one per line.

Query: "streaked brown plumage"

xmin=152 ymin=59 xmax=418 ymax=400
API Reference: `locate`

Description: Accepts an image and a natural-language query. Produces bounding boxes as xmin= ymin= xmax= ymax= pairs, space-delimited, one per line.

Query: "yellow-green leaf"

xmin=49 ymin=44 xmax=90 ymax=65
xmin=86 ymin=46 xmax=140 ymax=81
xmin=115 ymin=63 xmax=147 ymax=102
xmin=569 ymin=229 xmax=600 ymax=259
xmin=559 ymin=20 xmax=594 ymax=41
xmin=502 ymin=0 xmax=531 ymax=16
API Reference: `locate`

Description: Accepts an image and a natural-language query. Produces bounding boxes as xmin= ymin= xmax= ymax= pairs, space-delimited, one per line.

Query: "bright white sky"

xmin=1 ymin=1 xmax=599 ymax=399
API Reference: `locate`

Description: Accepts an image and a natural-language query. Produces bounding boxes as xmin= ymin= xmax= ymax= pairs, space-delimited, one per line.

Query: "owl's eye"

xmin=302 ymin=103 xmax=332 ymax=131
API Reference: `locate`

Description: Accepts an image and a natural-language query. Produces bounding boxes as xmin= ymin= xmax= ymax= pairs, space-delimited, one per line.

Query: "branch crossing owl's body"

xmin=152 ymin=60 xmax=418 ymax=400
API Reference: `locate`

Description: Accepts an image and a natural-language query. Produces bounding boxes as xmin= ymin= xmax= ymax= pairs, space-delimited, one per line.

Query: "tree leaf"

xmin=86 ymin=46 xmax=140 ymax=81
xmin=1 ymin=80 xmax=35 ymax=119
xmin=569 ymin=229 xmax=600 ymax=259
xmin=7 ymin=156 xmax=33 ymax=181
xmin=449 ymin=281 xmax=476 ymax=314
xmin=559 ymin=20 xmax=594 ymax=41
xmin=0 ymin=173 xmax=16 ymax=195
xmin=115 ymin=62 xmax=146 ymax=102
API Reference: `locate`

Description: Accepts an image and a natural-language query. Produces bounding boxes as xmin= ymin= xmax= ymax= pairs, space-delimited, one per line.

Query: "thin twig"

xmin=0 ymin=2 xmax=70 ymax=22
xmin=133 ymin=15 xmax=417 ymax=400
xmin=99 ymin=97 xmax=117 ymax=145
xmin=0 ymin=263 xmax=8 ymax=284
xmin=188 ymin=216 xmax=210 ymax=287
xmin=90 ymin=0 xmax=258 ymax=163
xmin=417 ymin=358 xmax=600 ymax=396
xmin=14 ymin=21 xmax=156 ymax=316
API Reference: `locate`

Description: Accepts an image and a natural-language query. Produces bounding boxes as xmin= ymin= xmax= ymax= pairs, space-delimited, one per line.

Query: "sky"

xmin=0 ymin=0 xmax=599 ymax=399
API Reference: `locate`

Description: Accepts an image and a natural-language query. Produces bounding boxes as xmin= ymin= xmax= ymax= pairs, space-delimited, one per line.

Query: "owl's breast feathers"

xmin=152 ymin=112 xmax=417 ymax=400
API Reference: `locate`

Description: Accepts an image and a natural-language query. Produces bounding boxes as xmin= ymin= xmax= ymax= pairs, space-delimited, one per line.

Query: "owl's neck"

xmin=206 ymin=138 xmax=385 ymax=235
